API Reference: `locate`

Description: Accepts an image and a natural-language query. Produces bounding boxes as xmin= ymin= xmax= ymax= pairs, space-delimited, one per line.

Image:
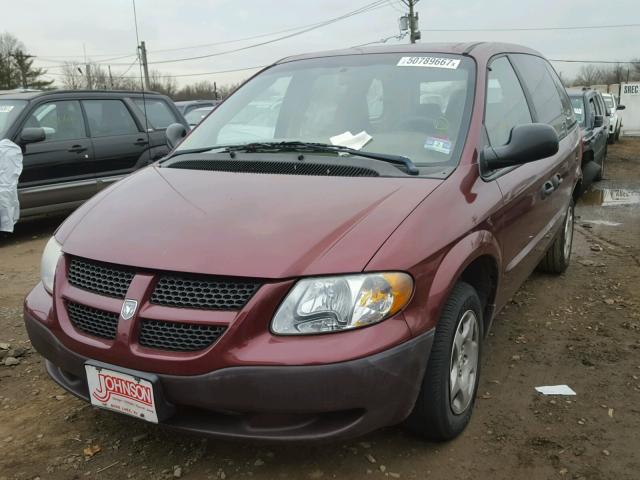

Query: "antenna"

xmin=132 ymin=0 xmax=153 ymax=163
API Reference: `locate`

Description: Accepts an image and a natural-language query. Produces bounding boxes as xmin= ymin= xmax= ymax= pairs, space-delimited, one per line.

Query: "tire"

xmin=406 ymin=282 xmax=483 ymax=441
xmin=615 ymin=127 xmax=621 ymax=142
xmin=538 ymin=200 xmax=574 ymax=274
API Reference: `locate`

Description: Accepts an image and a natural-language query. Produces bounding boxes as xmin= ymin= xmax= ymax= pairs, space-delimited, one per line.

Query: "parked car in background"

xmin=26 ymin=43 xmax=580 ymax=443
xmin=174 ymin=99 xmax=219 ymax=116
xmin=602 ymin=93 xmax=625 ymax=143
xmin=0 ymin=90 xmax=188 ymax=220
xmin=568 ymin=88 xmax=608 ymax=185
xmin=185 ymin=106 xmax=214 ymax=127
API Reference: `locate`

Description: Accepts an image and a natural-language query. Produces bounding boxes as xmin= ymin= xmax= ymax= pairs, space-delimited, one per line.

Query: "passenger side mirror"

xmin=19 ymin=127 xmax=46 ymax=145
xmin=166 ymin=123 xmax=188 ymax=150
xmin=593 ymin=115 xmax=604 ymax=128
xmin=617 ymin=104 xmax=626 ymax=110
xmin=481 ymin=123 xmax=559 ymax=170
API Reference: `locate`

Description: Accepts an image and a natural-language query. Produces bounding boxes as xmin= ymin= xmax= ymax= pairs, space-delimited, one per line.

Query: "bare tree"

xmin=573 ymin=64 xmax=605 ymax=86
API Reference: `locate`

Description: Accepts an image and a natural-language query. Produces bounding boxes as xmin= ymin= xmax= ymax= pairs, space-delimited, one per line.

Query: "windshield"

xmin=185 ymin=107 xmax=213 ymax=125
xmin=603 ymin=95 xmax=614 ymax=109
xmin=0 ymin=99 xmax=27 ymax=139
xmin=177 ymin=54 xmax=475 ymax=169
xmin=570 ymin=96 xmax=585 ymax=126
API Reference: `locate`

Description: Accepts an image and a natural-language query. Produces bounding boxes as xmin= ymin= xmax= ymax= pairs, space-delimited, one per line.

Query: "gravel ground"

xmin=0 ymin=139 xmax=639 ymax=480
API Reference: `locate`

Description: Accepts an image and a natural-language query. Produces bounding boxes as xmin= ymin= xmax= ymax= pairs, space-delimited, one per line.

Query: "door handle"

xmin=68 ymin=145 xmax=87 ymax=153
xmin=541 ymin=181 xmax=556 ymax=198
xmin=134 ymin=138 xmax=149 ymax=146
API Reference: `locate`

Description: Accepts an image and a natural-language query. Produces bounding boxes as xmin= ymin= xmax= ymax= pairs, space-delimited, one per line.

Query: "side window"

xmin=592 ymin=96 xmax=603 ymax=116
xmin=485 ymin=56 xmax=532 ymax=147
xmin=25 ymin=101 xmax=86 ymax=141
xmin=133 ymin=98 xmax=178 ymax=129
xmin=544 ymin=62 xmax=576 ymax=128
xmin=511 ymin=54 xmax=566 ymax=137
xmin=588 ymin=98 xmax=597 ymax=126
xmin=82 ymin=100 xmax=140 ymax=137
xmin=595 ymin=95 xmax=606 ymax=117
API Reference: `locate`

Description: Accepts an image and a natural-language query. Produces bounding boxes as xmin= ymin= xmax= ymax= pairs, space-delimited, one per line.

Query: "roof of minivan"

xmin=275 ymin=42 xmax=543 ymax=64
xmin=0 ymin=89 xmax=162 ymax=100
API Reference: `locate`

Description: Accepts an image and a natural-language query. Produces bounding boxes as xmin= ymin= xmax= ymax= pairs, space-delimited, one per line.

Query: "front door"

xmin=17 ymin=100 xmax=96 ymax=215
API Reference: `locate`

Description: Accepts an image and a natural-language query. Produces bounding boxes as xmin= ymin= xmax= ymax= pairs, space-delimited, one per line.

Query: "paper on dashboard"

xmin=329 ymin=131 xmax=372 ymax=150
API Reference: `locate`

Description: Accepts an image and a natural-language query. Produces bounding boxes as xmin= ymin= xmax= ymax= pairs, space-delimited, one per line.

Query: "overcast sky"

xmin=2 ymin=0 xmax=638 ymax=88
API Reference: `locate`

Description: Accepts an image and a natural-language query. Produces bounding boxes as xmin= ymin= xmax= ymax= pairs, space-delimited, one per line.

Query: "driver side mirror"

xmin=166 ymin=123 xmax=188 ymax=150
xmin=617 ymin=104 xmax=626 ymax=110
xmin=481 ymin=123 xmax=559 ymax=171
xmin=593 ymin=115 xmax=604 ymax=128
xmin=20 ymin=127 xmax=46 ymax=145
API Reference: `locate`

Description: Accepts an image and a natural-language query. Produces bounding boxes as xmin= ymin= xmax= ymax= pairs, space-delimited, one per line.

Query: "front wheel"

xmin=538 ymin=200 xmax=574 ymax=274
xmin=406 ymin=282 xmax=483 ymax=441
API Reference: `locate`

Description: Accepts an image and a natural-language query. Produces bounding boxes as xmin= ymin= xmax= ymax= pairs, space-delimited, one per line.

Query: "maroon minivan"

xmin=25 ymin=43 xmax=581 ymax=442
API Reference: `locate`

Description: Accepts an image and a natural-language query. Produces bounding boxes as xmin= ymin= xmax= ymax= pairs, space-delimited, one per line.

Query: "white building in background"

xmin=619 ymin=83 xmax=640 ymax=136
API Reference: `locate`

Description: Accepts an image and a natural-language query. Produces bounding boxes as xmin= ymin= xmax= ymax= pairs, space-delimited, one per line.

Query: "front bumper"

xmin=25 ymin=310 xmax=433 ymax=442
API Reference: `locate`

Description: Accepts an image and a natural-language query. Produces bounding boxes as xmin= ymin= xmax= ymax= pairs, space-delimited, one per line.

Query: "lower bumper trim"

xmin=26 ymin=311 xmax=434 ymax=442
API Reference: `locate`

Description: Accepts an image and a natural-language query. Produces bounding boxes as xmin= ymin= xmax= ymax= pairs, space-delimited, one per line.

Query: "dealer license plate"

xmin=85 ymin=364 xmax=158 ymax=423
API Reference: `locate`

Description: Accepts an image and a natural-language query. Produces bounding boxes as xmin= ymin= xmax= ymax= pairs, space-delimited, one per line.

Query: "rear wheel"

xmin=406 ymin=282 xmax=483 ymax=441
xmin=538 ymin=200 xmax=574 ymax=274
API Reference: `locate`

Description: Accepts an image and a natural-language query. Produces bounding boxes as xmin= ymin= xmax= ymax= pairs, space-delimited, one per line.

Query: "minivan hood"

xmin=59 ymin=166 xmax=441 ymax=278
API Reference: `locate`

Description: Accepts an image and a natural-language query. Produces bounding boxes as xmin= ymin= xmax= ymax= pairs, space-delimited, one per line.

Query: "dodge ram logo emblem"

xmin=121 ymin=299 xmax=138 ymax=320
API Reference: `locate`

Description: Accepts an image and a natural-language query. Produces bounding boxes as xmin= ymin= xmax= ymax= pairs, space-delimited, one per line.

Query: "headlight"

xmin=272 ymin=272 xmax=413 ymax=335
xmin=41 ymin=237 xmax=63 ymax=294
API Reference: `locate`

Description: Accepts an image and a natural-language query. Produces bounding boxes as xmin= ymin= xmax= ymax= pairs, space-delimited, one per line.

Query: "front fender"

xmin=401 ymin=230 xmax=502 ymax=336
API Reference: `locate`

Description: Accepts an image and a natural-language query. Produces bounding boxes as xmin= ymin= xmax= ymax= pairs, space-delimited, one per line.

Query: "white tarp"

xmin=0 ymin=139 xmax=23 ymax=232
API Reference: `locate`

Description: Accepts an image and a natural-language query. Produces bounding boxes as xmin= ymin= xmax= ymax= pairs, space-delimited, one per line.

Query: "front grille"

xmin=167 ymin=159 xmax=380 ymax=177
xmin=68 ymin=257 xmax=134 ymax=299
xmin=67 ymin=302 xmax=119 ymax=340
xmin=150 ymin=274 xmax=260 ymax=310
xmin=139 ymin=320 xmax=225 ymax=352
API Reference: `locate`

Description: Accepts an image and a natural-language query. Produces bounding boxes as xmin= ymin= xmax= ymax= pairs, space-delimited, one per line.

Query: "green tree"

xmin=0 ymin=32 xmax=53 ymax=90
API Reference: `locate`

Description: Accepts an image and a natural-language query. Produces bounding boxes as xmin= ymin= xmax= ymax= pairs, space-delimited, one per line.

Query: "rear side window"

xmin=83 ymin=100 xmax=139 ymax=137
xmin=485 ymin=56 xmax=532 ymax=146
xmin=544 ymin=62 xmax=576 ymax=129
xmin=26 ymin=100 xmax=86 ymax=141
xmin=133 ymin=98 xmax=178 ymax=129
xmin=511 ymin=54 xmax=565 ymax=137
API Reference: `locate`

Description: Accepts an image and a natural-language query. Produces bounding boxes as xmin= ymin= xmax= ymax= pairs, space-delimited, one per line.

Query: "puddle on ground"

xmin=580 ymin=219 xmax=622 ymax=227
xmin=580 ymin=188 xmax=640 ymax=207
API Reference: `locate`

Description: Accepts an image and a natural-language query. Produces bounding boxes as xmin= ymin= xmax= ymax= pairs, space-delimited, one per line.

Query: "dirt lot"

xmin=1 ymin=139 xmax=639 ymax=480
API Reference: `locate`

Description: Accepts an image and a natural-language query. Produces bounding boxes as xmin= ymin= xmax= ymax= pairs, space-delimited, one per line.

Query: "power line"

xmin=145 ymin=0 xmax=390 ymax=65
xmin=420 ymin=23 xmax=640 ymax=33
xmin=32 ymin=0 xmax=390 ymax=66
xmin=41 ymin=64 xmax=266 ymax=79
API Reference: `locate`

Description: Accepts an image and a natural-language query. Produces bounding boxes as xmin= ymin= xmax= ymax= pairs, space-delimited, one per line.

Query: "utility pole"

xmin=83 ymin=43 xmax=92 ymax=90
xmin=138 ymin=41 xmax=151 ymax=90
xmin=108 ymin=65 xmax=114 ymax=89
xmin=399 ymin=0 xmax=421 ymax=44
xmin=214 ymin=81 xmax=218 ymax=100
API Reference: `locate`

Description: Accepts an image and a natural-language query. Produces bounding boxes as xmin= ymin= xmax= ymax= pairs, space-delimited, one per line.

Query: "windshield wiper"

xmin=220 ymin=141 xmax=420 ymax=175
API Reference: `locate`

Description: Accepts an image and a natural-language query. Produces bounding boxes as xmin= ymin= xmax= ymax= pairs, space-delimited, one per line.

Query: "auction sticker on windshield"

xmin=397 ymin=57 xmax=460 ymax=69
xmin=85 ymin=365 xmax=158 ymax=423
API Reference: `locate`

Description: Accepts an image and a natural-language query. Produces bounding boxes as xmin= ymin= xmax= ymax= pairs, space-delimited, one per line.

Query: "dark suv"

xmin=567 ymin=88 xmax=609 ymax=188
xmin=0 ymin=90 xmax=187 ymax=220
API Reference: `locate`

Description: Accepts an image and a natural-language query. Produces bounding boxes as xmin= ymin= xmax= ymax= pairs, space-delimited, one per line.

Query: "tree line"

xmin=3 ymin=31 xmax=640 ymax=98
